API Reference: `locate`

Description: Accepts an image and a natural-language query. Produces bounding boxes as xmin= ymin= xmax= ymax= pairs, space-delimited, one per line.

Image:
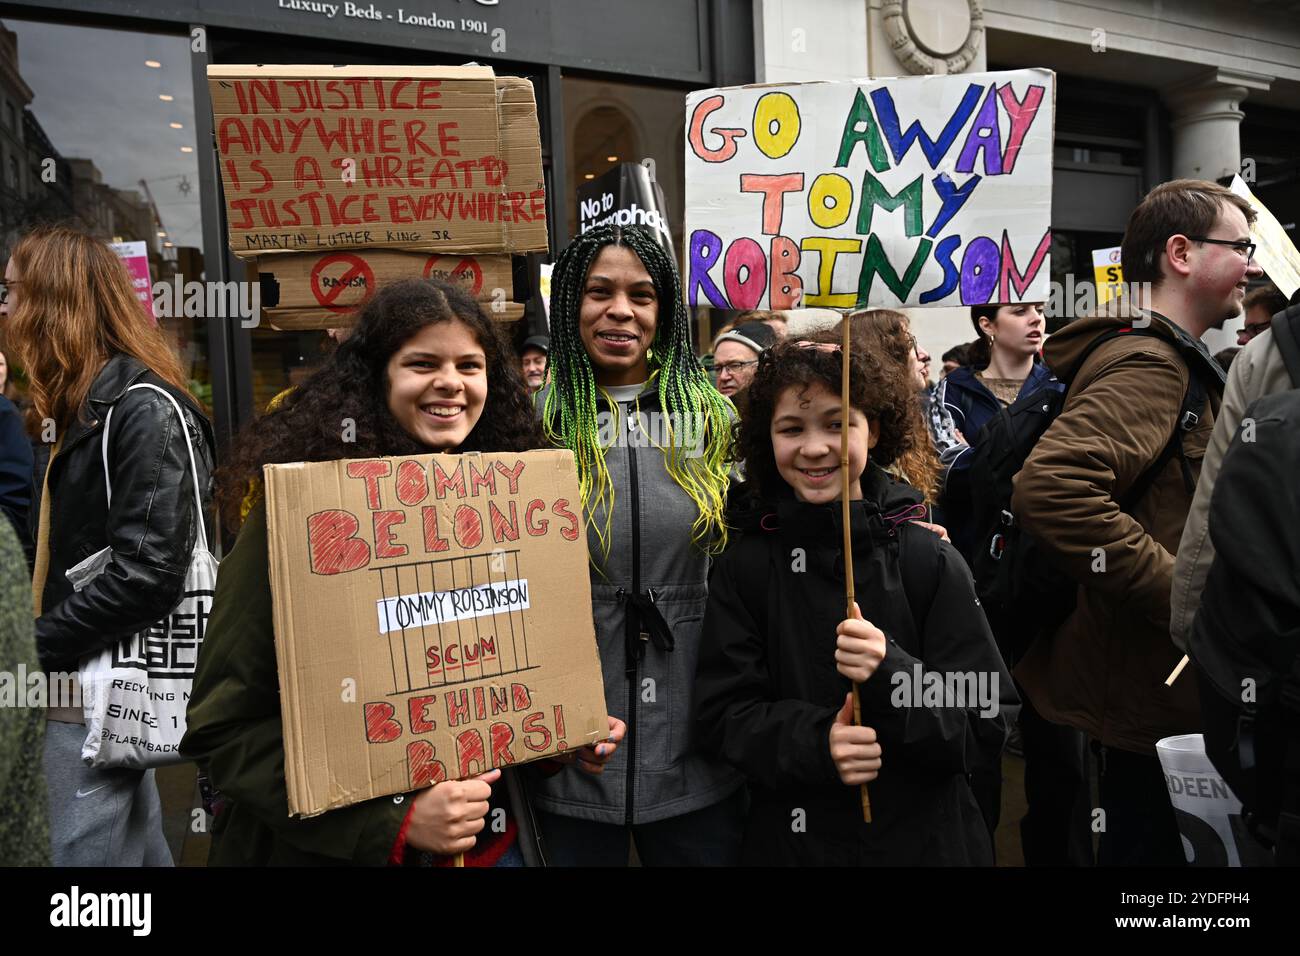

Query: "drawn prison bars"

xmin=372 ymin=550 xmax=534 ymax=696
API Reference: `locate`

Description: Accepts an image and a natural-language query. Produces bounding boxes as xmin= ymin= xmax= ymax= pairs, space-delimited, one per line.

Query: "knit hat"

xmin=713 ymin=321 xmax=777 ymax=357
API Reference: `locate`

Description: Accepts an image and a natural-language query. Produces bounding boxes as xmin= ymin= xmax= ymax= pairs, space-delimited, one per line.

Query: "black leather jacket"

xmin=32 ymin=353 xmax=215 ymax=671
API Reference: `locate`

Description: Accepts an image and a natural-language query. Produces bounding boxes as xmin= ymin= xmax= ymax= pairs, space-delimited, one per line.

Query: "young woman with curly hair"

xmin=182 ymin=278 xmax=623 ymax=867
xmin=693 ymin=334 xmax=1014 ymax=865
xmin=833 ymin=310 xmax=942 ymax=505
xmin=531 ymin=223 xmax=745 ymax=866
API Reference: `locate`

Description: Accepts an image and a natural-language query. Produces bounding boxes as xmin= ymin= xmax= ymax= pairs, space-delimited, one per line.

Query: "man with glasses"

xmin=1010 ymin=179 xmax=1261 ymax=866
xmin=710 ymin=321 xmax=776 ymax=400
xmin=1236 ymin=285 xmax=1288 ymax=347
xmin=907 ymin=332 xmax=933 ymax=390
xmin=0 ymin=277 xmax=22 ymax=309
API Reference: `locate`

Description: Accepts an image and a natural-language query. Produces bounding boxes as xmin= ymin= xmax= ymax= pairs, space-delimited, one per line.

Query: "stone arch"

xmin=882 ymin=0 xmax=985 ymax=76
xmin=571 ymin=100 xmax=643 ymax=181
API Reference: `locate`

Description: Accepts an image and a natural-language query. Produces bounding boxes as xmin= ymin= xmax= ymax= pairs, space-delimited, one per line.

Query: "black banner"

xmin=576 ymin=163 xmax=675 ymax=265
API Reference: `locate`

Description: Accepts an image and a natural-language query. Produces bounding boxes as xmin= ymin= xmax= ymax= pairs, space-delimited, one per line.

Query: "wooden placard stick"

xmin=841 ymin=313 xmax=872 ymax=825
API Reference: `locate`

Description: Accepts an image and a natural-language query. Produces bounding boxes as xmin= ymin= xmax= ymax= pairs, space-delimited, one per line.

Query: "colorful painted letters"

xmin=684 ymin=70 xmax=1055 ymax=310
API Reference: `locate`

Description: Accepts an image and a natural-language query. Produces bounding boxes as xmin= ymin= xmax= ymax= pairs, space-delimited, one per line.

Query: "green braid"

xmin=542 ymin=224 xmax=733 ymax=560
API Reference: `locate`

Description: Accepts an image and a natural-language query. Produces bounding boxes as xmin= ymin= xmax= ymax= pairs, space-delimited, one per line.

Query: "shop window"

xmin=564 ymin=76 xmax=688 ymax=262
xmin=570 ymin=104 xmax=640 ymax=229
xmin=203 ymin=34 xmax=542 ymax=418
xmin=0 ymin=19 xmax=212 ymax=410
xmin=1240 ymin=103 xmax=1299 ymax=244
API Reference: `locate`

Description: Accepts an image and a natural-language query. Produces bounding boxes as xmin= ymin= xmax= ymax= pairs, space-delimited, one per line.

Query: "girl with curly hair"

xmin=531 ymin=224 xmax=745 ymax=865
xmin=834 ymin=309 xmax=942 ymax=505
xmin=693 ymin=334 xmax=1014 ymax=865
xmin=182 ymin=279 xmax=623 ymax=867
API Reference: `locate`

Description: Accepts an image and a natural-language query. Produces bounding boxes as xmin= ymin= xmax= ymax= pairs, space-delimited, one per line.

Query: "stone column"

xmin=1163 ymin=68 xmax=1272 ymax=182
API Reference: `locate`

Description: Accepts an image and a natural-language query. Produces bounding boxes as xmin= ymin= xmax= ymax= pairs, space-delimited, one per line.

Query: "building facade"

xmin=0 ymin=0 xmax=754 ymax=463
xmin=2 ymin=0 xmax=1297 ymax=455
xmin=755 ymin=0 xmax=1300 ymax=355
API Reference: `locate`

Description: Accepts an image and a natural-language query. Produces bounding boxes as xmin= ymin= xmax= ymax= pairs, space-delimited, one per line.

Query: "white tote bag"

xmin=66 ymin=383 xmax=218 ymax=769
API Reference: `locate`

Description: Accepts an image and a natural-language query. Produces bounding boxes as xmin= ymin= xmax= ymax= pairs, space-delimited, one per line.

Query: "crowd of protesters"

xmin=1 ymin=174 xmax=1297 ymax=868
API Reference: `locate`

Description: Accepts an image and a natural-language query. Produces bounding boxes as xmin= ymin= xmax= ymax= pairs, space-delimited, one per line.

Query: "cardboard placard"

xmin=684 ymin=70 xmax=1055 ymax=311
xmin=1091 ymin=245 xmax=1123 ymax=304
xmin=538 ymin=262 xmax=553 ymax=329
xmin=109 ymin=241 xmax=155 ymax=321
xmin=1230 ymin=174 xmax=1300 ymax=299
xmin=209 ymin=65 xmax=548 ymax=258
xmin=265 ymin=450 xmax=607 ymax=817
xmin=254 ymin=250 xmax=523 ymax=330
xmin=1157 ymin=734 xmax=1255 ymax=867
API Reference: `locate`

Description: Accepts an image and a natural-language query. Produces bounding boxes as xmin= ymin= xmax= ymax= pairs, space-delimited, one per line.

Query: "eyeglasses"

xmin=712 ymin=360 xmax=759 ymax=376
xmin=0 ymin=279 xmax=21 ymax=305
xmin=1186 ymin=236 xmax=1257 ymax=264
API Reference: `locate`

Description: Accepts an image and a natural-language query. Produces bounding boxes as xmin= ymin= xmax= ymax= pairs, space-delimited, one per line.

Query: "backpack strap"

xmin=101 ymin=383 xmax=209 ymax=548
xmin=1272 ymin=304 xmax=1300 ymax=388
xmin=1279 ymin=660 xmax=1300 ymax=863
xmin=1074 ymin=326 xmax=1208 ymax=506
xmin=1122 ymin=356 xmax=1206 ymax=507
xmin=895 ymin=523 xmax=942 ymax=644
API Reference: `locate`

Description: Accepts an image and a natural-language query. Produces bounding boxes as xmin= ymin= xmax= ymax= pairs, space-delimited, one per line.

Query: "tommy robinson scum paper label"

xmin=263 ymin=449 xmax=607 ymax=817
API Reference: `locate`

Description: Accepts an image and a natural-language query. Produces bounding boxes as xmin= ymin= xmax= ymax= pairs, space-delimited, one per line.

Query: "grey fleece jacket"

xmin=530 ymin=381 xmax=744 ymax=824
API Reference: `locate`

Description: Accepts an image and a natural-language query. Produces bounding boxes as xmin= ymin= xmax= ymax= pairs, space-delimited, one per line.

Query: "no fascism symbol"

xmin=424 ymin=255 xmax=485 ymax=296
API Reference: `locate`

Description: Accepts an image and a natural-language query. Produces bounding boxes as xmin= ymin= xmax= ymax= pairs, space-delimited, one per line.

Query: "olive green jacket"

xmin=181 ymin=502 xmax=544 ymax=865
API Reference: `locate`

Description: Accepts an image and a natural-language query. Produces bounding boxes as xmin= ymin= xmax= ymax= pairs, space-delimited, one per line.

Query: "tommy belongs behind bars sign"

xmin=264 ymin=449 xmax=608 ymax=817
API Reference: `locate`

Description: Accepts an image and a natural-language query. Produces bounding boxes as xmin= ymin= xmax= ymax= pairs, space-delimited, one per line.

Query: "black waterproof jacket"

xmin=932 ymin=359 xmax=1063 ymax=561
xmin=694 ymin=464 xmax=1015 ymax=865
xmin=32 ymin=353 xmax=214 ymax=671
xmin=0 ymin=393 xmax=33 ymax=564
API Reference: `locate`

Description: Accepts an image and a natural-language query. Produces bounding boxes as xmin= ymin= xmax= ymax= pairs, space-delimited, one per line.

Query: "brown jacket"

xmin=1011 ymin=303 xmax=1224 ymax=755
xmin=1171 ymin=325 xmax=1295 ymax=653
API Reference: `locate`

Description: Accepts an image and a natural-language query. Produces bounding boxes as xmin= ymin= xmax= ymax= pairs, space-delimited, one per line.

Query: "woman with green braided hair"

xmin=530 ymin=224 xmax=745 ymax=865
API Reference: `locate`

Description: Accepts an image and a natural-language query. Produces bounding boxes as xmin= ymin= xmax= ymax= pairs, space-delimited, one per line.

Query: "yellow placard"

xmin=1092 ymin=245 xmax=1123 ymax=304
